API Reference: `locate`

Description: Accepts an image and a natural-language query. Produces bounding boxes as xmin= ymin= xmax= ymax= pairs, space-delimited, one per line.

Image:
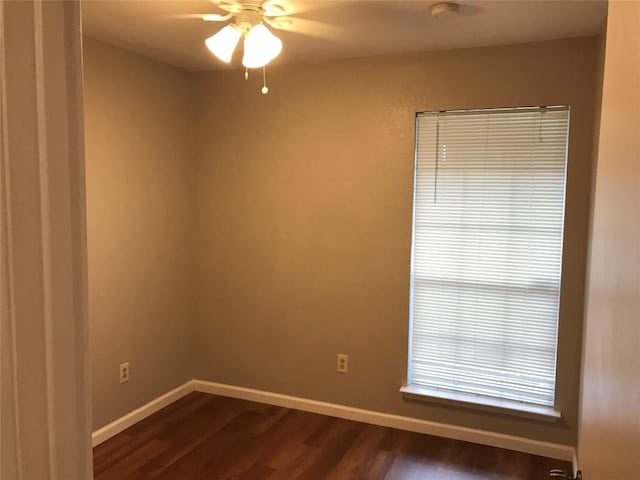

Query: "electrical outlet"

xmin=337 ymin=354 xmax=348 ymax=373
xmin=119 ymin=362 xmax=130 ymax=384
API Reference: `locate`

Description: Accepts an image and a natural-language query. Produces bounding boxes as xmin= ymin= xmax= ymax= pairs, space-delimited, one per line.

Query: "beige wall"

xmin=193 ymin=37 xmax=599 ymax=445
xmin=578 ymin=1 xmax=640 ymax=477
xmin=83 ymin=39 xmax=195 ymax=429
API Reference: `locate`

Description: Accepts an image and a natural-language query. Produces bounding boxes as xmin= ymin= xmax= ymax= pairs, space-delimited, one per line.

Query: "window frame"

xmin=402 ymin=106 xmax=569 ymax=421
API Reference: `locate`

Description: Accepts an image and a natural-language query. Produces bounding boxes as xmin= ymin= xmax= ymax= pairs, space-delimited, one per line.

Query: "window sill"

xmin=400 ymin=385 xmax=562 ymax=423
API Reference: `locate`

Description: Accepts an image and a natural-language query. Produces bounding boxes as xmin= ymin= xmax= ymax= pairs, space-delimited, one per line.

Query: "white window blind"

xmin=408 ymin=106 xmax=570 ymax=408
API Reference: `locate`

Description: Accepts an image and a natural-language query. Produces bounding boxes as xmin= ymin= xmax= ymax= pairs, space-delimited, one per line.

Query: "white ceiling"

xmin=81 ymin=0 xmax=607 ymax=72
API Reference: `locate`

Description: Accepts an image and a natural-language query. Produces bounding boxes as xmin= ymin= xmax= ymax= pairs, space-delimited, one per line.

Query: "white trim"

xmin=92 ymin=379 xmax=574 ymax=462
xmin=400 ymin=385 xmax=562 ymax=422
xmin=192 ymin=380 xmax=574 ymax=461
xmin=1 ymin=2 xmax=91 ymax=478
xmin=33 ymin=4 xmax=58 ymax=477
xmin=91 ymin=381 xmax=194 ymax=447
xmin=572 ymin=449 xmax=580 ymax=477
xmin=1 ymin=4 xmax=24 ymax=478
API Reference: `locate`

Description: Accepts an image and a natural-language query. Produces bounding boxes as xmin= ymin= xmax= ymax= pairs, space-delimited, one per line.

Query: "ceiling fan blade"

xmin=263 ymin=2 xmax=287 ymax=17
xmin=209 ymin=0 xmax=242 ymax=14
xmin=263 ymin=16 xmax=292 ymax=29
xmin=165 ymin=13 xmax=210 ymax=20
xmin=267 ymin=17 xmax=346 ymax=39
xmin=203 ymin=12 xmax=234 ymax=21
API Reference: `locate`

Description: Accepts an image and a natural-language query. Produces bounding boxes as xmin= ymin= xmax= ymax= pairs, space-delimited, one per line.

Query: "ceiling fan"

xmin=203 ymin=1 xmax=292 ymax=71
xmin=203 ymin=0 xmax=292 ymax=26
xmin=189 ymin=0 xmax=337 ymax=94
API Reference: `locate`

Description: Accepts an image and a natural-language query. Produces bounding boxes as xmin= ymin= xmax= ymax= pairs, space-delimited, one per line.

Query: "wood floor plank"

xmin=259 ymin=410 xmax=331 ymax=470
xmin=93 ymin=392 xmax=572 ymax=479
xmin=324 ymin=424 xmax=389 ymax=480
xmin=95 ymin=438 xmax=172 ymax=480
xmin=290 ymin=418 xmax=365 ymax=480
xmin=139 ymin=396 xmax=251 ymax=477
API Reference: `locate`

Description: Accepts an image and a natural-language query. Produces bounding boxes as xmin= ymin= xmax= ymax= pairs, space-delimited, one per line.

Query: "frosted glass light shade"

xmin=205 ymin=25 xmax=241 ymax=63
xmin=242 ymin=24 xmax=282 ymax=68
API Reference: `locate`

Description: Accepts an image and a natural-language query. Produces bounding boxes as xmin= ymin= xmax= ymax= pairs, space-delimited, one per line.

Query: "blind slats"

xmin=409 ymin=107 xmax=569 ymax=408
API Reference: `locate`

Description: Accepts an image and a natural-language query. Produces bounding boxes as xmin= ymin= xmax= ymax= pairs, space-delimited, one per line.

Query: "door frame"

xmin=1 ymin=1 xmax=92 ymax=478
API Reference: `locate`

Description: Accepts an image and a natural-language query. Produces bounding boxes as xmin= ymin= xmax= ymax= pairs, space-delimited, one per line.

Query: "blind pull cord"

xmin=433 ymin=116 xmax=440 ymax=203
xmin=539 ymin=106 xmax=547 ymax=142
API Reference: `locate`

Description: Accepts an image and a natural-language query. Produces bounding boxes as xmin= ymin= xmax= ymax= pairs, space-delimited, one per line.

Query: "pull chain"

xmin=244 ymin=67 xmax=248 ymax=80
xmin=261 ymin=66 xmax=269 ymax=95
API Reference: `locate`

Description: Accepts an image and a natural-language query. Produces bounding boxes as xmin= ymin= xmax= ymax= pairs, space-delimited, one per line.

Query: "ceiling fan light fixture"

xmin=205 ymin=24 xmax=242 ymax=63
xmin=242 ymin=23 xmax=282 ymax=68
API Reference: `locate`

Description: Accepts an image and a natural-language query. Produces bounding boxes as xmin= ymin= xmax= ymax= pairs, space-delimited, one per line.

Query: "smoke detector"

xmin=431 ymin=2 xmax=460 ymax=17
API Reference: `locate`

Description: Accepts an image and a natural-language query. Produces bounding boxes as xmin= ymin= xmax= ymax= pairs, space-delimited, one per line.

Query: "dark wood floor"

xmin=93 ymin=392 xmax=569 ymax=479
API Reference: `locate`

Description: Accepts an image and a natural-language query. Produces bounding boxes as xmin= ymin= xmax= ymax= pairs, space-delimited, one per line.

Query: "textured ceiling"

xmin=81 ymin=0 xmax=607 ymax=71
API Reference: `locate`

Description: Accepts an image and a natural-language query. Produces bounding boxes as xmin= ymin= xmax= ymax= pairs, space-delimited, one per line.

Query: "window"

xmin=405 ymin=106 xmax=569 ymax=416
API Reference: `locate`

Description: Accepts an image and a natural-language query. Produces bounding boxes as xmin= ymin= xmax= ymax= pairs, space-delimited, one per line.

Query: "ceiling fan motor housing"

xmin=235 ymin=7 xmax=263 ymax=32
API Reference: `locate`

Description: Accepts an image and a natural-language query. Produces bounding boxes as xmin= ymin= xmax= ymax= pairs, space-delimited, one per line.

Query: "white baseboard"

xmin=92 ymin=378 xmax=575 ymax=463
xmin=192 ymin=379 xmax=575 ymax=462
xmin=91 ymin=381 xmax=194 ymax=447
